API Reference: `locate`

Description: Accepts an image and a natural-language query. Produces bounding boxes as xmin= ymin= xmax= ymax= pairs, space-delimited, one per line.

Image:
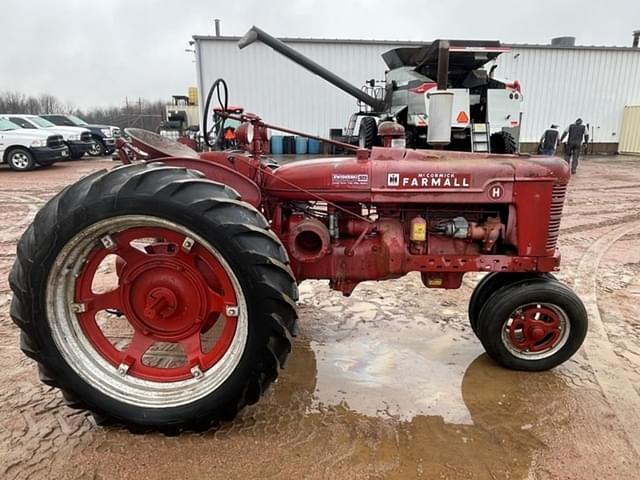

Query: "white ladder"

xmin=471 ymin=123 xmax=490 ymax=153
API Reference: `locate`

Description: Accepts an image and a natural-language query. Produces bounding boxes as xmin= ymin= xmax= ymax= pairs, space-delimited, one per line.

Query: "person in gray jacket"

xmin=560 ymin=118 xmax=589 ymax=174
xmin=539 ymin=124 xmax=560 ymax=155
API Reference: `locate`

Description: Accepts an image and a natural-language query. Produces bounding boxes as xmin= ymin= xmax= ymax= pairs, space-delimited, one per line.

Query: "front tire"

xmin=89 ymin=139 xmax=105 ymax=157
xmin=6 ymin=147 xmax=36 ymax=171
xmin=476 ymin=279 xmax=587 ymax=371
xmin=490 ymin=131 xmax=517 ymax=154
xmin=358 ymin=117 xmax=377 ymax=149
xmin=10 ymin=163 xmax=298 ymax=431
xmin=468 ymin=272 xmax=556 ymax=336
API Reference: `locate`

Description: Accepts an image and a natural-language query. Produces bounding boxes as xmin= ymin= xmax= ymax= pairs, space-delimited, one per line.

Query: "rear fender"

xmin=199 ymin=151 xmax=258 ymax=179
xmin=148 ymin=157 xmax=261 ymax=207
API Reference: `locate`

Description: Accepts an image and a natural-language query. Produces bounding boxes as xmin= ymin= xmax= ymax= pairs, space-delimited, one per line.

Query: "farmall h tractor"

xmin=238 ymin=26 xmax=522 ymax=153
xmin=10 ymin=33 xmax=587 ymax=433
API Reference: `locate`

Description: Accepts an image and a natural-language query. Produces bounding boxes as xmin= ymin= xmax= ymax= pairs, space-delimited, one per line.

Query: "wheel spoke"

xmin=517 ymin=336 xmax=537 ymax=350
xmin=180 ymin=333 xmax=204 ymax=367
xmin=82 ymin=288 xmax=123 ymax=312
xmin=115 ymin=242 xmax=149 ymax=269
xmin=122 ymin=331 xmax=155 ymax=366
xmin=206 ymin=286 xmax=225 ymax=313
xmin=540 ymin=307 xmax=561 ymax=329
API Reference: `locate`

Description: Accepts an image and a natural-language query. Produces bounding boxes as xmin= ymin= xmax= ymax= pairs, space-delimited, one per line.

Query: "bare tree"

xmin=38 ymin=94 xmax=62 ymax=114
xmin=1 ymin=91 xmax=166 ymax=131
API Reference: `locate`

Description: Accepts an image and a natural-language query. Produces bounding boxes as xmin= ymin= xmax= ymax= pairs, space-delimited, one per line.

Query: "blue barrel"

xmin=283 ymin=136 xmax=295 ymax=154
xmin=271 ymin=135 xmax=284 ymax=155
xmin=295 ymin=136 xmax=308 ymax=154
xmin=308 ymin=138 xmax=321 ymax=154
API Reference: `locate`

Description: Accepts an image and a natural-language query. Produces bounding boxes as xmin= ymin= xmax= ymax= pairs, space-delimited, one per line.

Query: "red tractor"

xmin=10 ymin=78 xmax=587 ymax=433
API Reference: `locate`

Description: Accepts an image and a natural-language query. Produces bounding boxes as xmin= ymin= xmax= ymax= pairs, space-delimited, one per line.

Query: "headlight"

xmin=101 ymin=128 xmax=113 ymax=137
xmin=68 ymin=134 xmax=80 ymax=141
xmin=31 ymin=139 xmax=45 ymax=147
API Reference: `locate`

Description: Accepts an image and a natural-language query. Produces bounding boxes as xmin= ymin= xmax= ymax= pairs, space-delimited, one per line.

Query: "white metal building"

xmin=193 ymin=34 xmax=640 ymax=151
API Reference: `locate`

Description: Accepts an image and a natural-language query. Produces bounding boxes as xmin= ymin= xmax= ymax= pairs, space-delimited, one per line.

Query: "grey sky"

xmin=1 ymin=0 xmax=639 ymax=109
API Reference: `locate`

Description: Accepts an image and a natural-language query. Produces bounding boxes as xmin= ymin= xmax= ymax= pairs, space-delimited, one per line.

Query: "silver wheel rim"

xmin=90 ymin=141 xmax=102 ymax=155
xmin=46 ymin=215 xmax=249 ymax=408
xmin=500 ymin=302 xmax=570 ymax=360
xmin=11 ymin=152 xmax=30 ymax=169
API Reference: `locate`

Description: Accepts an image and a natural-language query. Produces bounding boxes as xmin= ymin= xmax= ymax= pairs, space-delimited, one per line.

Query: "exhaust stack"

xmin=238 ymin=26 xmax=386 ymax=112
xmin=427 ymin=40 xmax=453 ymax=146
xmin=633 ymin=30 xmax=640 ymax=48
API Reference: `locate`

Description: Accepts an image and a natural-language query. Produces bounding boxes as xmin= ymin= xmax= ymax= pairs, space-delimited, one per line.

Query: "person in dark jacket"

xmin=539 ymin=124 xmax=560 ymax=155
xmin=560 ymin=118 xmax=589 ymax=174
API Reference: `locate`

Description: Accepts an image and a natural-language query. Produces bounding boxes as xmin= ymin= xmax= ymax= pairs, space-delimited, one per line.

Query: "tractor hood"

xmin=263 ymin=148 xmax=569 ymax=204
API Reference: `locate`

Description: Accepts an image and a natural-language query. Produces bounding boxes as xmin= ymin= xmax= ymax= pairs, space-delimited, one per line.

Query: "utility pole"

xmin=125 ymin=97 xmax=130 ymax=127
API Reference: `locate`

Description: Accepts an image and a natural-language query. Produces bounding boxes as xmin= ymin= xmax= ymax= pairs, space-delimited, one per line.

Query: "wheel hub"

xmin=143 ymin=287 xmax=178 ymax=321
xmin=122 ymin=260 xmax=209 ymax=340
xmin=528 ymin=324 xmax=547 ymax=341
xmin=504 ymin=303 xmax=568 ymax=358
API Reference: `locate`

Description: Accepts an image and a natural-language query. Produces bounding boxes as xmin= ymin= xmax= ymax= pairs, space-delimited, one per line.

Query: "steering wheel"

xmin=203 ymin=78 xmax=229 ymax=149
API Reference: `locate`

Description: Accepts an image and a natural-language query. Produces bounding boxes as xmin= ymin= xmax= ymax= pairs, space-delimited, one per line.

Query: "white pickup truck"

xmin=0 ymin=118 xmax=69 ymax=170
xmin=1 ymin=114 xmax=93 ymax=160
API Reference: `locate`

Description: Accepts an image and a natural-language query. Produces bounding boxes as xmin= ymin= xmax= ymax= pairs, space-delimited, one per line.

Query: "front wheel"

xmin=468 ymin=272 xmax=556 ymax=336
xmin=89 ymin=139 xmax=105 ymax=157
xmin=476 ymin=279 xmax=587 ymax=371
xmin=490 ymin=131 xmax=517 ymax=154
xmin=10 ymin=163 xmax=298 ymax=432
xmin=358 ymin=117 xmax=377 ymax=149
xmin=7 ymin=147 xmax=36 ymax=171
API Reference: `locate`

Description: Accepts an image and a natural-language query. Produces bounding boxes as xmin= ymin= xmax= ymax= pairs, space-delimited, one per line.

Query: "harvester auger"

xmin=10 ymin=63 xmax=586 ymax=433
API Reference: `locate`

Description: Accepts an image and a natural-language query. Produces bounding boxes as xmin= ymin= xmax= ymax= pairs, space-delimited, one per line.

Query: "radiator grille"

xmin=546 ymin=183 xmax=567 ymax=251
xmin=81 ymin=131 xmax=92 ymax=142
xmin=46 ymin=134 xmax=64 ymax=148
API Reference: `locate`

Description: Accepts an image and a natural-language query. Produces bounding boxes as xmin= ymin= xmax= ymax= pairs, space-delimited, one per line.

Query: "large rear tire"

xmin=10 ymin=162 xmax=298 ymax=432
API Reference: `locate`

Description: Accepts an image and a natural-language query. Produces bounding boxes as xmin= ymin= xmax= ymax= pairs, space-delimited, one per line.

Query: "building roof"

xmin=192 ymin=35 xmax=640 ymax=52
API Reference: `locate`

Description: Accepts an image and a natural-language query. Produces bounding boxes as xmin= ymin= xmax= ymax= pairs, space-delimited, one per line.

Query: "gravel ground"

xmin=0 ymin=155 xmax=639 ymax=479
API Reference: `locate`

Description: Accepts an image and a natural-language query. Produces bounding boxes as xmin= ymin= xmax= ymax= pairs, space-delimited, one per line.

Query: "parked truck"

xmin=0 ymin=118 xmax=68 ymax=170
xmin=1 ymin=114 xmax=93 ymax=159
xmin=40 ymin=114 xmax=121 ymax=157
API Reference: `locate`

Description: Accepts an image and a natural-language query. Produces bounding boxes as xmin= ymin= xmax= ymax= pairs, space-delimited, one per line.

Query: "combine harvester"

xmin=239 ymin=26 xmax=522 ymax=152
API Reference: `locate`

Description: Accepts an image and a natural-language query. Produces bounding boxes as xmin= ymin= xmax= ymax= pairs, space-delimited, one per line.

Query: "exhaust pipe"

xmin=633 ymin=30 xmax=640 ymax=48
xmin=238 ymin=26 xmax=386 ymax=112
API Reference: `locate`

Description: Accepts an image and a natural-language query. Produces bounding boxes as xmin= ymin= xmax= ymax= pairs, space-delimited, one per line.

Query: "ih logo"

xmin=489 ymin=184 xmax=504 ymax=200
xmin=387 ymin=173 xmax=400 ymax=187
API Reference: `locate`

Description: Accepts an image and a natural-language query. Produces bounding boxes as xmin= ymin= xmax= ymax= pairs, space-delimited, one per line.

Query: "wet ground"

xmin=0 ymin=155 xmax=639 ymax=479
